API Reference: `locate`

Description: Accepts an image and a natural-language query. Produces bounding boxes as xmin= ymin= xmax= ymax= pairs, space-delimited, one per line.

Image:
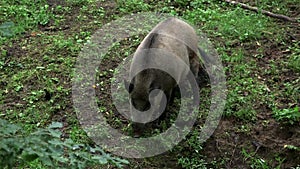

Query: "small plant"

xmin=284 ymin=144 xmax=300 ymax=151
xmin=0 ymin=22 xmax=16 ymax=37
xmin=242 ymin=149 xmax=271 ymax=169
xmin=291 ymin=165 xmax=300 ymax=169
xmin=287 ymin=43 xmax=300 ymax=73
xmin=184 ymin=5 xmax=271 ymax=41
xmin=116 ymin=0 xmax=150 ymax=13
xmin=65 ymin=0 xmax=94 ymax=6
xmin=273 ymin=106 xmax=300 ymax=125
xmin=177 ymin=130 xmax=214 ymax=169
xmin=0 ymin=119 xmax=129 ymax=168
xmin=242 ymin=148 xmax=286 ymax=169
xmin=178 ymin=157 xmax=208 ymax=169
xmin=0 ymin=1 xmax=53 ymax=36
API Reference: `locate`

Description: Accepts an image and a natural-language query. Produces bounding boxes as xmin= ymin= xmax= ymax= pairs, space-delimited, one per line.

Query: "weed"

xmin=256 ymin=0 xmax=300 ymax=16
xmin=241 ymin=148 xmax=286 ymax=169
xmin=287 ymin=43 xmax=300 ymax=72
xmin=237 ymin=124 xmax=251 ymax=134
xmin=178 ymin=157 xmax=208 ymax=169
xmin=177 ymin=132 xmax=208 ymax=169
xmin=242 ymin=149 xmax=270 ymax=169
xmin=284 ymin=144 xmax=300 ymax=151
xmin=116 ymin=0 xmax=150 ymax=13
xmin=0 ymin=1 xmax=53 ymax=39
xmin=176 ymin=129 xmax=222 ymax=168
xmin=223 ymin=51 xmax=262 ymax=120
xmin=0 ymin=22 xmax=16 ymax=37
xmin=273 ymin=106 xmax=300 ymax=125
xmin=69 ymin=125 xmax=90 ymax=144
xmin=66 ymin=0 xmax=95 ymax=6
xmin=0 ymin=120 xmax=128 ymax=168
xmin=80 ymin=4 xmax=105 ymax=19
xmin=185 ymin=5 xmax=271 ymax=41
xmin=1 ymin=0 xmax=299 ymax=168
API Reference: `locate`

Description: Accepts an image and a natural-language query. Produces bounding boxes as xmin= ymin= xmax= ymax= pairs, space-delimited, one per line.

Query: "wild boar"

xmin=125 ymin=17 xmax=207 ymax=131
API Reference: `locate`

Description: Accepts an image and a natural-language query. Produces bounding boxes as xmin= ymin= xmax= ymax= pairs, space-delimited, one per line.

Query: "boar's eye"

xmin=128 ymin=83 xmax=134 ymax=93
xmin=131 ymin=99 xmax=136 ymax=108
xmin=124 ymin=80 xmax=134 ymax=93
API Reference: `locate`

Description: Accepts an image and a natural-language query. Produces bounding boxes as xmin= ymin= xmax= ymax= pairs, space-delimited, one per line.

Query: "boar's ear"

xmin=124 ymin=79 xmax=134 ymax=93
xmin=144 ymin=33 xmax=159 ymax=48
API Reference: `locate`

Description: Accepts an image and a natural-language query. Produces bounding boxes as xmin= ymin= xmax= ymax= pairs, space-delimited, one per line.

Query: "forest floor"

xmin=1 ymin=0 xmax=299 ymax=168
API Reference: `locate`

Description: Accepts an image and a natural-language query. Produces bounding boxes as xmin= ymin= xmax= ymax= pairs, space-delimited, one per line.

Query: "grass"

xmin=0 ymin=1 xmax=53 ymax=41
xmin=273 ymin=106 xmax=300 ymax=125
xmin=116 ymin=0 xmax=150 ymax=13
xmin=185 ymin=5 xmax=273 ymax=42
xmin=1 ymin=0 xmax=299 ymax=168
xmin=287 ymin=42 xmax=300 ymax=72
xmin=241 ymin=148 xmax=285 ymax=169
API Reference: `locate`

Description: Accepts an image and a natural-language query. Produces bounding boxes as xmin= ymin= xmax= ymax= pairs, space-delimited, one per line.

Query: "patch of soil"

xmin=203 ymin=21 xmax=300 ymax=168
xmin=3 ymin=39 xmax=26 ymax=58
xmin=203 ymin=116 xmax=300 ymax=168
xmin=46 ymin=0 xmax=66 ymax=8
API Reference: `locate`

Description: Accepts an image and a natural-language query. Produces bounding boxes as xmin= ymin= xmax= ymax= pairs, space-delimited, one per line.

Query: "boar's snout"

xmin=131 ymin=98 xmax=151 ymax=112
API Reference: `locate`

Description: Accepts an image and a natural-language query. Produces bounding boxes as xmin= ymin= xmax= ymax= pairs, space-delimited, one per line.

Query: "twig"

xmin=225 ymin=0 xmax=297 ymax=22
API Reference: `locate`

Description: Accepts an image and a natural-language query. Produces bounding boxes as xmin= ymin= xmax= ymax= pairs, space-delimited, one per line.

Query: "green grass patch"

xmin=242 ymin=148 xmax=285 ymax=169
xmin=184 ymin=6 xmax=271 ymax=42
xmin=1 ymin=0 xmax=299 ymax=168
xmin=220 ymin=49 xmax=270 ymax=121
xmin=0 ymin=120 xmax=128 ymax=168
xmin=116 ymin=0 xmax=150 ymax=14
xmin=0 ymin=0 xmax=53 ymax=39
xmin=287 ymin=42 xmax=300 ymax=72
xmin=273 ymin=106 xmax=300 ymax=125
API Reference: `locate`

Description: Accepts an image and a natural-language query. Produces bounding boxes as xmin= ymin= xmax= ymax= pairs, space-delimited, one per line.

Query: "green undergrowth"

xmin=0 ymin=119 xmax=128 ymax=168
xmin=1 ymin=0 xmax=299 ymax=168
xmin=0 ymin=0 xmax=53 ymax=42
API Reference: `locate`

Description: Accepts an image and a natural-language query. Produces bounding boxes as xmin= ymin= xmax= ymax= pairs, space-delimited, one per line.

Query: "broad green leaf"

xmin=92 ymin=156 xmax=108 ymax=164
xmin=48 ymin=129 xmax=62 ymax=138
xmin=48 ymin=122 xmax=63 ymax=129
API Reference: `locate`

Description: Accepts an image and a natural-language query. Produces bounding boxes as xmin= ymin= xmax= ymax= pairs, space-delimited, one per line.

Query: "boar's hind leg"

xmin=197 ymin=47 xmax=210 ymax=87
xmin=187 ymin=47 xmax=200 ymax=77
xmin=187 ymin=46 xmax=209 ymax=86
xmin=187 ymin=47 xmax=202 ymax=86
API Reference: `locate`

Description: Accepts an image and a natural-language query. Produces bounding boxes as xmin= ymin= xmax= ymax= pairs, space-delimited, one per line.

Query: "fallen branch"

xmin=225 ymin=0 xmax=296 ymax=22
